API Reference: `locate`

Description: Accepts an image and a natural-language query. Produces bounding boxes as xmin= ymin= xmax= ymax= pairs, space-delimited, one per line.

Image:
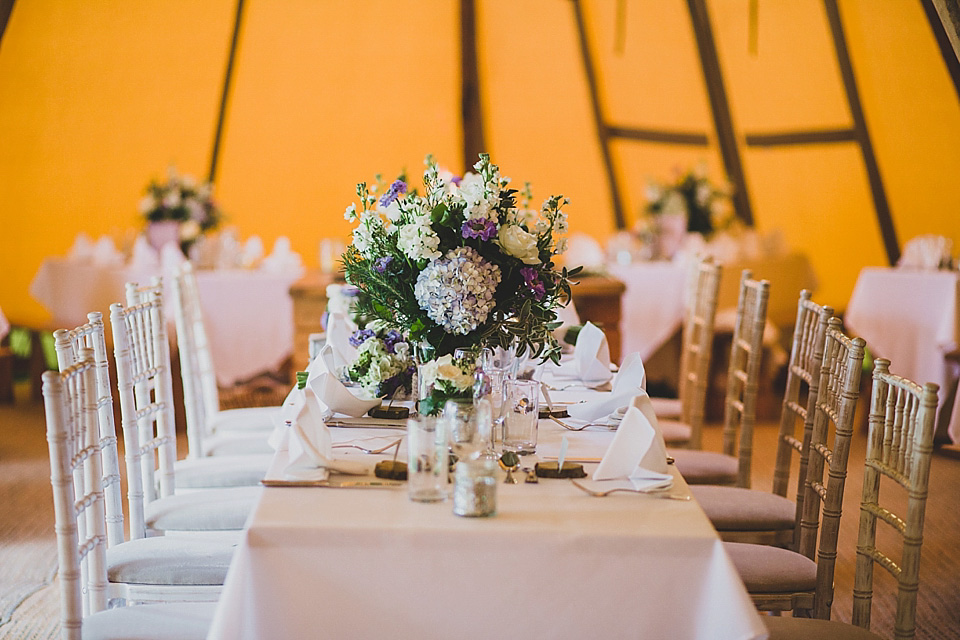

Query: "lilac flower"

xmin=373 ymin=256 xmax=393 ymax=273
xmin=379 ymin=180 xmax=408 ymax=208
xmin=348 ymin=328 xmax=375 ymax=347
xmin=450 ymin=175 xmax=462 ymax=186
xmin=382 ymin=329 xmax=403 ymax=354
xmin=461 ymin=217 xmax=498 ymax=241
xmin=342 ymin=286 xmax=360 ymax=297
xmin=521 ymin=267 xmax=546 ymax=301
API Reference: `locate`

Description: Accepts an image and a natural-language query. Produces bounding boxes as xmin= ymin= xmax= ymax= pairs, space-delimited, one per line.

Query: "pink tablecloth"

xmin=846 ymin=267 xmax=960 ymax=442
xmin=29 ymin=258 xmax=302 ymax=386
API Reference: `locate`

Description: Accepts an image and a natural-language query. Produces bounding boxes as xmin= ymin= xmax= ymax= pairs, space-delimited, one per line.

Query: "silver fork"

xmin=549 ymin=416 xmax=616 ymax=431
xmin=570 ymin=479 xmax=690 ymax=500
xmin=332 ymin=438 xmax=403 ymax=455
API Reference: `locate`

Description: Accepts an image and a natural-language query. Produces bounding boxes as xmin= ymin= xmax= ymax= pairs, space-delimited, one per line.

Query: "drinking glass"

xmin=480 ymin=345 xmax=515 ymax=374
xmin=501 ymin=379 xmax=540 ymax=455
xmin=407 ymin=416 xmax=447 ymax=502
xmin=442 ymin=399 xmax=480 ymax=460
xmin=512 ymin=350 xmax=546 ymax=382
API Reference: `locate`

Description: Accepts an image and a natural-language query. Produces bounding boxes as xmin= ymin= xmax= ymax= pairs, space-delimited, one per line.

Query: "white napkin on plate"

xmin=130 ymin=235 xmax=160 ymax=269
xmin=308 ymin=371 xmax=380 ymax=418
xmin=260 ymin=236 xmax=303 ymax=273
xmin=324 ymin=312 xmax=358 ymax=372
xmin=592 ymin=394 xmax=671 ymax=482
xmin=67 ymin=233 xmax=95 ymax=262
xmin=567 ymin=351 xmax=647 ymax=422
xmin=92 ymin=236 xmax=124 ymax=267
xmin=240 ymin=235 xmax=264 ymax=268
xmin=574 ymin=322 xmax=613 ymax=385
xmin=268 ymin=384 xmax=306 ymax=451
xmin=898 ymin=234 xmax=953 ymax=270
xmin=160 ymin=242 xmax=186 ymax=273
xmin=285 ymin=387 xmax=368 ymax=478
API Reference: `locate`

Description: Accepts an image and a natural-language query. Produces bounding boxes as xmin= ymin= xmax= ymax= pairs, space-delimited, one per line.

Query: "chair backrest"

xmin=678 ymin=258 xmax=722 ymax=450
xmin=771 ymin=290 xmax=834 ymax=550
xmin=853 ymin=359 xmax=938 ymax=639
xmin=110 ymin=278 xmax=178 ymax=540
xmin=42 ymin=351 xmax=109 ymax=638
xmin=720 ymin=269 xmax=770 ymax=488
xmin=797 ymin=317 xmax=866 ymax=619
xmin=53 ymin=313 xmax=125 ymax=548
xmin=170 ymin=261 xmax=219 ymax=460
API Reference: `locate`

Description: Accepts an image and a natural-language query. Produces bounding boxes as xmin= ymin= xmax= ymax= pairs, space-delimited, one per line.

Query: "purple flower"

xmin=342 ymin=286 xmax=360 ymax=297
xmin=373 ymin=256 xmax=393 ymax=273
xmin=348 ymin=328 xmax=375 ymax=347
xmin=520 ymin=267 xmax=546 ymax=301
xmin=450 ymin=175 xmax=462 ymax=186
xmin=379 ymin=180 xmax=408 ymax=208
xmin=382 ymin=329 xmax=403 ymax=354
xmin=461 ymin=217 xmax=498 ymax=241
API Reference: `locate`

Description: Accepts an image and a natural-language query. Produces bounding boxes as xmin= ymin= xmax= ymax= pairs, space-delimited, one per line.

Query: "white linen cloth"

xmin=130 ymin=235 xmax=161 ymax=269
xmin=323 ymin=312 xmax=358 ymax=372
xmin=208 ymin=413 xmax=767 ymax=640
xmin=592 ymin=395 xmax=671 ymax=483
xmin=307 ymin=372 xmax=379 ymax=418
xmin=846 ymin=266 xmax=960 ymax=443
xmin=66 ymin=232 xmax=95 ymax=262
xmin=574 ymin=321 xmax=613 ymax=384
xmin=284 ymin=386 xmax=368 ymax=478
xmin=898 ymin=234 xmax=953 ymax=270
xmin=567 ymin=351 xmax=647 ymax=422
xmin=92 ymin=236 xmax=124 ymax=267
xmin=260 ymin=236 xmax=302 ymax=273
xmin=607 ymin=261 xmax=688 ymax=360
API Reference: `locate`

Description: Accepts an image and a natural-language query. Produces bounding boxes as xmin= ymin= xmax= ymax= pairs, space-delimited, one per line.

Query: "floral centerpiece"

xmin=139 ymin=167 xmax=222 ymax=254
xmin=341 ymin=153 xmax=576 ymax=361
xmin=344 ymin=324 xmax=416 ymax=398
xmin=643 ymin=164 xmax=734 ymax=236
xmin=415 ymin=353 xmax=477 ymax=416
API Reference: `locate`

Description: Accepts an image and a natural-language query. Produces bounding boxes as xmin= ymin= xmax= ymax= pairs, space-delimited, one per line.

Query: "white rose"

xmin=498 ymin=224 xmax=540 ymax=265
xmin=179 ymin=219 xmax=201 ymax=241
xmin=138 ymin=194 xmax=156 ymax=214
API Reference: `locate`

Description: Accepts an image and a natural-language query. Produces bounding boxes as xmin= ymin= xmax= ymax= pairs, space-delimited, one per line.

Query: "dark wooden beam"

xmin=208 ymin=0 xmax=246 ymax=184
xmin=607 ymin=125 xmax=710 ymax=146
xmin=460 ymin=0 xmax=486 ymax=169
xmin=571 ymin=0 xmax=627 ymax=230
xmin=921 ymin=0 xmax=960 ymax=103
xmin=686 ymin=0 xmax=754 ymax=226
xmin=745 ymin=127 xmax=857 ymax=147
xmin=823 ymin=0 xmax=899 ymax=265
xmin=0 ymin=0 xmax=15 ymax=47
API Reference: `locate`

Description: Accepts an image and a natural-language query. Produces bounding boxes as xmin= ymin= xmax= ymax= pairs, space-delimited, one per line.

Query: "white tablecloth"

xmin=846 ymin=267 xmax=960 ymax=442
xmin=607 ymin=262 xmax=688 ymax=361
xmin=29 ymin=258 xmax=302 ymax=386
xmin=208 ymin=391 xmax=766 ymax=639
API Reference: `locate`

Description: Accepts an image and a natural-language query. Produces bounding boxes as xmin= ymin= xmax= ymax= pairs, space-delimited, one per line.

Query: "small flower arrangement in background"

xmin=416 ymin=352 xmax=476 ymax=416
xmin=344 ymin=324 xmax=415 ymax=399
xmin=643 ymin=164 xmax=735 ymax=237
xmin=139 ymin=167 xmax=222 ymax=246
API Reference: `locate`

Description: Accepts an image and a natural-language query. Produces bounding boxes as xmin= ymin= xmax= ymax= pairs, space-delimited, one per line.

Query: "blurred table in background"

xmin=30 ymin=258 xmax=301 ymax=386
xmin=846 ymin=267 xmax=960 ymax=443
xmin=569 ymin=274 xmax=626 ymax=363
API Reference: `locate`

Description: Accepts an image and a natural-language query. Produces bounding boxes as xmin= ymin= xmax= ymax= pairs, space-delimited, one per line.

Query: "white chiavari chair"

xmin=726 ymin=317 xmax=866 ymax=616
xmin=653 ymin=258 xmax=722 ymax=449
xmin=42 ymin=354 xmax=216 ymax=640
xmin=765 ymin=360 xmax=939 ymax=638
xmin=691 ymin=290 xmax=834 ymax=547
xmin=168 ymin=262 xmax=277 ymax=458
xmin=669 ymin=270 xmax=769 ymax=487
xmin=110 ymin=282 xmax=259 ymax=539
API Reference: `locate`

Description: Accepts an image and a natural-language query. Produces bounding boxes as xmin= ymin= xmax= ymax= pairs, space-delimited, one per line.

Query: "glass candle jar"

xmin=452 ymin=459 xmax=497 ymax=517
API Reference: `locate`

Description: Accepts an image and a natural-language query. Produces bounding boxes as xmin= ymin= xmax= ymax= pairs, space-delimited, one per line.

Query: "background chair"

xmin=670 ymin=270 xmax=769 ymax=487
xmin=765 ymin=359 xmax=939 ymax=638
xmin=692 ymin=290 xmax=834 ymax=547
xmin=41 ymin=355 xmax=215 ymax=640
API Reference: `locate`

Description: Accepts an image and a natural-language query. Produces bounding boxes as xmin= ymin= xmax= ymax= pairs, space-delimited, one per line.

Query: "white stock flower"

xmin=498 ymin=224 xmax=540 ymax=264
xmin=397 ymin=220 xmax=441 ymax=262
xmin=344 ymin=203 xmax=357 ymax=221
xmin=179 ymin=219 xmax=201 ymax=241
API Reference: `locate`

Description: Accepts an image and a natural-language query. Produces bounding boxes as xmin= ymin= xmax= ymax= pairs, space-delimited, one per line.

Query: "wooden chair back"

xmin=678 ymin=258 xmax=722 ymax=449
xmin=853 ymin=359 xmax=938 ymax=639
xmin=53 ymin=313 xmax=125 ymax=548
xmin=110 ymin=279 xmax=178 ymax=540
xmin=771 ymin=290 xmax=834 ymax=550
xmin=720 ymin=269 xmax=770 ymax=488
xmin=42 ymin=351 xmax=109 ymax=638
xmin=797 ymin=317 xmax=866 ymax=619
xmin=170 ymin=261 xmax=220 ymax=459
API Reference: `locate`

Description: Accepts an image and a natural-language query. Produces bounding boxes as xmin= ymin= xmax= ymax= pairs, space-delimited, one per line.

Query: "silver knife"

xmin=326 ymin=419 xmax=408 ymax=429
xmin=261 ymin=478 xmax=404 ymax=488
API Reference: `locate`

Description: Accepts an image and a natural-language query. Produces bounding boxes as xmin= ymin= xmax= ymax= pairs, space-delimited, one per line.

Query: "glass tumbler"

xmin=501 ymin=379 xmax=540 ymax=455
xmin=407 ymin=416 xmax=447 ymax=502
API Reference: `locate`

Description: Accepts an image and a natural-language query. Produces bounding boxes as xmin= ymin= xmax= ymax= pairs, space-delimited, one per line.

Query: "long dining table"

xmin=207 ymin=380 xmax=767 ymax=640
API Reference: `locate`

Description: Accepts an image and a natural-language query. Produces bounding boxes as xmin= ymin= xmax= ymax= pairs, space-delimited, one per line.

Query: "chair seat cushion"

xmin=82 ymin=602 xmax=216 ymax=640
xmin=649 ymin=396 xmax=682 ymax=419
xmin=668 ymin=449 xmax=738 ymax=485
xmin=764 ymin=616 xmax=883 ymax=640
xmin=174 ymin=454 xmax=271 ymax=489
xmin=724 ymin=542 xmax=817 ymax=593
xmin=691 ymin=485 xmax=796 ymax=531
xmin=145 ymin=486 xmax=260 ymax=533
xmin=658 ymin=419 xmax=691 ymax=444
xmin=201 ymin=431 xmax=274 ymax=457
xmin=210 ymin=406 xmax=280 ymax=434
xmin=107 ymin=536 xmax=235 ymax=586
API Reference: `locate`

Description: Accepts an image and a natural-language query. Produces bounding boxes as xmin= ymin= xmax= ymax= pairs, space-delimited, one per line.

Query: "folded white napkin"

xmin=285 ymin=387 xmax=368 ymax=478
xmin=91 ymin=236 xmax=124 ymax=267
xmin=574 ymin=322 xmax=613 ymax=385
xmin=260 ymin=236 xmax=303 ymax=273
xmin=308 ymin=371 xmax=380 ymax=418
xmin=324 ymin=312 xmax=358 ymax=373
xmin=567 ymin=351 xmax=646 ymax=422
xmin=160 ymin=242 xmax=186 ymax=273
xmin=129 ymin=235 xmax=160 ymax=269
xmin=240 ymin=235 xmax=264 ymax=268
xmin=67 ymin=233 xmax=95 ymax=262
xmin=592 ymin=394 xmax=671 ymax=482
xmin=898 ymin=234 xmax=953 ymax=270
